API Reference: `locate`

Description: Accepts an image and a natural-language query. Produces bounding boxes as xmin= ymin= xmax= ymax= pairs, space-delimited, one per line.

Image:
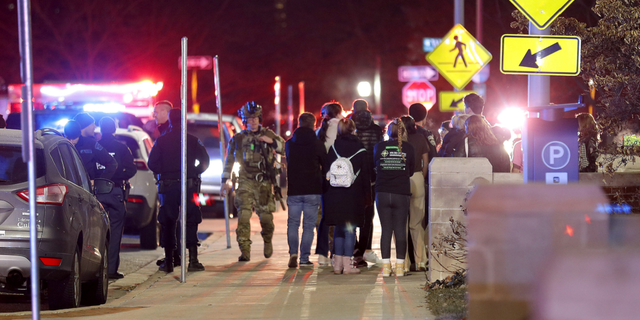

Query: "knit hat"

xmin=409 ymin=103 xmax=427 ymax=122
xmin=74 ymin=113 xmax=95 ymax=129
xmin=64 ymin=120 xmax=82 ymax=140
xmin=99 ymin=117 xmax=117 ymax=136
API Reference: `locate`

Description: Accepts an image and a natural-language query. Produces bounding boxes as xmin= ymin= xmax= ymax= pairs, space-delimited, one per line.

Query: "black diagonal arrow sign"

xmin=450 ymin=98 xmax=464 ymax=109
xmin=519 ymin=42 xmax=562 ymax=68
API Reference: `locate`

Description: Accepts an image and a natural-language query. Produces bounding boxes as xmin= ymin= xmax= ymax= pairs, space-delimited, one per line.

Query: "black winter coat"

xmin=439 ymin=128 xmax=466 ymax=157
xmin=286 ymin=127 xmax=326 ymax=196
xmin=322 ymin=134 xmax=370 ymax=227
xmin=98 ymin=134 xmax=137 ymax=185
xmin=351 ymin=110 xmax=382 ymax=182
xmin=148 ymin=125 xmax=210 ymax=180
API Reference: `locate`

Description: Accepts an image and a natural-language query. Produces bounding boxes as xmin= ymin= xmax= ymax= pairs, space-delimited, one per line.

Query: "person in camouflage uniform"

xmin=222 ymin=102 xmax=285 ymax=261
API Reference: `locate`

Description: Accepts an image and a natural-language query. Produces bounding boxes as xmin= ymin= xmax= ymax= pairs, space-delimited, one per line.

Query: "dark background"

xmin=0 ymin=0 xmax=599 ymax=130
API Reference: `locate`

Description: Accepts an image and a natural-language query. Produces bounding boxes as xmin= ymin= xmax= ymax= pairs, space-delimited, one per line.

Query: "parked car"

xmin=186 ymin=113 xmax=242 ymax=217
xmin=0 ymin=129 xmax=110 ymax=309
xmin=102 ymin=125 xmax=159 ymax=250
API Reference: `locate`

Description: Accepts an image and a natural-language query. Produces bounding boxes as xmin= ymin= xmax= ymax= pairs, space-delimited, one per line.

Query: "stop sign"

xmin=402 ymin=81 xmax=436 ymax=109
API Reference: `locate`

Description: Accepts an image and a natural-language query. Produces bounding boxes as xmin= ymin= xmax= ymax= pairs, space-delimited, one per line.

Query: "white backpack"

xmin=326 ymin=145 xmax=366 ymax=188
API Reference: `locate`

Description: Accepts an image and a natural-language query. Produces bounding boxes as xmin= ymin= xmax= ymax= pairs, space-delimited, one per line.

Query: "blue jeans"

xmin=287 ymin=195 xmax=321 ymax=263
xmin=333 ymin=223 xmax=356 ymax=256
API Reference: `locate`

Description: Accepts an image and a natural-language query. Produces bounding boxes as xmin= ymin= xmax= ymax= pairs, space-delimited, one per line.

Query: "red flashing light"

xmin=127 ymin=196 xmax=144 ymax=204
xmin=565 ymin=225 xmax=574 ymax=237
xmin=40 ymin=257 xmax=62 ymax=266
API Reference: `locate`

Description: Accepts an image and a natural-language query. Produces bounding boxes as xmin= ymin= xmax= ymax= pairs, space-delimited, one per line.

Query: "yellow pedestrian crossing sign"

xmin=500 ymin=35 xmax=581 ymax=76
xmin=510 ymin=0 xmax=574 ymax=30
xmin=426 ymin=25 xmax=492 ymax=90
xmin=439 ymin=91 xmax=476 ymax=112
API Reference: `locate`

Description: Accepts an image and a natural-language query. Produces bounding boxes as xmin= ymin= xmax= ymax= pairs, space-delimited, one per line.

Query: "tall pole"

xmin=476 ymin=0 xmax=483 ymax=42
xmin=523 ymin=22 xmax=552 ymax=183
xmin=454 ymin=0 xmax=464 ymax=26
xmin=374 ymin=55 xmax=381 ymax=116
xmin=180 ymin=37 xmax=188 ymax=283
xmin=213 ymin=56 xmax=231 ymax=249
xmin=298 ymin=82 xmax=305 ymax=116
xmin=287 ymin=85 xmax=293 ymax=135
xmin=17 ymin=0 xmax=40 ymax=317
xmin=274 ymin=76 xmax=281 ymax=136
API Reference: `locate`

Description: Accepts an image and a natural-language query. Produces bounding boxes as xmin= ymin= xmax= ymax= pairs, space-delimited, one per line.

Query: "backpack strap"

xmin=331 ymin=144 xmax=341 ymax=158
xmin=347 ymin=148 xmax=366 ymax=160
xmin=349 ymin=148 xmax=367 ymax=181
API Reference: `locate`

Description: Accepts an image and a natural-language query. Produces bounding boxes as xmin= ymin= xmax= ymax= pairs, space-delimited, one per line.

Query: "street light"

xmin=357 ymin=81 xmax=372 ymax=97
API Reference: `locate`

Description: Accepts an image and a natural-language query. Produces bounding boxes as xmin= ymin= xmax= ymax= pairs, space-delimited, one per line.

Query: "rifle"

xmin=260 ymin=140 xmax=286 ymax=211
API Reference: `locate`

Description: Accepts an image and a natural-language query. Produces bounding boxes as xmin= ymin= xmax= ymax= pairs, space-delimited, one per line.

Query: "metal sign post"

xmin=17 ymin=0 xmax=40 ymax=318
xmin=213 ymin=56 xmax=231 ymax=249
xmin=180 ymin=37 xmax=188 ymax=283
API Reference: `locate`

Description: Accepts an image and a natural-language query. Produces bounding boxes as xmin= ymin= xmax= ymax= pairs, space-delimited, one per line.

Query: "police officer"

xmin=98 ymin=117 xmax=138 ymax=279
xmin=153 ymin=100 xmax=173 ymax=136
xmin=148 ymin=109 xmax=209 ymax=273
xmin=222 ymin=102 xmax=285 ymax=262
xmin=72 ymin=113 xmax=120 ymax=278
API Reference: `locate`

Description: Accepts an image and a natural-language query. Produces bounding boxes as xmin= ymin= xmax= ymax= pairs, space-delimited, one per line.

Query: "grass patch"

xmin=426 ymin=287 xmax=467 ymax=320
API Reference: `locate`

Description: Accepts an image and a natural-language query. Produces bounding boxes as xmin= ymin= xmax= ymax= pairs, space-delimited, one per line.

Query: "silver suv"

xmin=0 ymin=129 xmax=110 ymax=309
xmin=186 ymin=113 xmax=242 ymax=217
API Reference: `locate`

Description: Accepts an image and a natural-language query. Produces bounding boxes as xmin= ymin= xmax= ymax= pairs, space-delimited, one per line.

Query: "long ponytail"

xmin=388 ymin=118 xmax=407 ymax=162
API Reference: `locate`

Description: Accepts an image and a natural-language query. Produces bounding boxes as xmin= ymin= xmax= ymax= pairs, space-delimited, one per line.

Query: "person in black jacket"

xmin=322 ymin=118 xmax=370 ymax=275
xmin=348 ymin=99 xmax=382 ymax=266
xmin=73 ymin=113 xmax=118 ymax=181
xmin=441 ymin=114 xmax=470 ymax=157
xmin=98 ymin=117 xmax=138 ymax=279
xmin=285 ymin=112 xmax=326 ymax=268
xmin=148 ymin=109 xmax=210 ymax=272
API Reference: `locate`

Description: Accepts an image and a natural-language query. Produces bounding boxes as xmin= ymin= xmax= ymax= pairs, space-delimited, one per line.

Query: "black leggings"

xmin=375 ymin=192 xmax=410 ymax=260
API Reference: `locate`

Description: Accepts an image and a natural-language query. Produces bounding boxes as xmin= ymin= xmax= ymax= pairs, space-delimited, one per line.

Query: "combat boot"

xmin=188 ymin=246 xmax=205 ymax=272
xmin=238 ymin=246 xmax=251 ymax=262
xmin=159 ymin=248 xmax=174 ymax=273
xmin=264 ymin=241 xmax=273 ymax=258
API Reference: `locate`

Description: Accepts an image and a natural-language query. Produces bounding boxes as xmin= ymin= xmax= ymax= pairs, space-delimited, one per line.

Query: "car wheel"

xmin=140 ymin=200 xmax=159 ymax=250
xmin=81 ymin=244 xmax=109 ymax=305
xmin=49 ymin=247 xmax=81 ymax=310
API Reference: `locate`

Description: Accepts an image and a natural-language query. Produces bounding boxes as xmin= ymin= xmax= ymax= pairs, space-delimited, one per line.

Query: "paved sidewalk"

xmin=10 ymin=209 xmax=434 ymax=319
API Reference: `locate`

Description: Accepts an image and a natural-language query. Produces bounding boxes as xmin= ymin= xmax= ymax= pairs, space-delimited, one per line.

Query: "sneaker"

xmin=395 ymin=264 xmax=405 ymax=277
xmin=318 ymin=255 xmax=330 ymax=266
xmin=299 ymin=261 xmax=314 ymax=267
xmin=418 ymin=262 xmax=427 ymax=272
xmin=288 ymin=254 xmax=298 ymax=268
xmin=364 ymin=251 xmax=381 ymax=264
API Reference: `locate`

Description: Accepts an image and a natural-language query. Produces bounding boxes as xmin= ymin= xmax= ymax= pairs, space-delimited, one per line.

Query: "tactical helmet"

xmin=238 ymin=101 xmax=263 ymax=123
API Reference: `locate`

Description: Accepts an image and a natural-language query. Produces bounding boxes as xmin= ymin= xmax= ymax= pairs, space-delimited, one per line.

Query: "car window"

xmin=50 ymin=147 xmax=65 ymax=177
xmin=0 ymin=146 xmax=45 ymax=185
xmin=115 ymin=135 xmax=141 ymax=158
xmin=187 ymin=123 xmax=222 ymax=149
xmin=58 ymin=144 xmax=82 ymax=187
xmin=68 ymin=146 xmax=92 ymax=191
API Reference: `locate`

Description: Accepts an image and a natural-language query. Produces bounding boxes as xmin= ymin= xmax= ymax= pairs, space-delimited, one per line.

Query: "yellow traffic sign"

xmin=439 ymin=91 xmax=476 ymax=112
xmin=510 ymin=0 xmax=574 ymax=30
xmin=500 ymin=34 xmax=581 ymax=76
xmin=426 ymin=25 xmax=492 ymax=90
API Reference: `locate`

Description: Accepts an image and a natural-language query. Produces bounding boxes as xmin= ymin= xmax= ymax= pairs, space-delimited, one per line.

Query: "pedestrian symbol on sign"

xmin=450 ymin=36 xmax=467 ymax=68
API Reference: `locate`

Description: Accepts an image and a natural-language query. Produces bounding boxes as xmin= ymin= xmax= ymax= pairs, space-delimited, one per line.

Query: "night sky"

xmin=0 ymin=0 xmax=599 ymax=131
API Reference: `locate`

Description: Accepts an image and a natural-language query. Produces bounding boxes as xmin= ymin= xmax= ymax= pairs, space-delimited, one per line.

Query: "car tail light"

xmin=135 ymin=159 xmax=148 ymax=171
xmin=39 ymin=257 xmax=62 ymax=266
xmin=17 ymin=184 xmax=67 ymax=205
xmin=127 ymin=196 xmax=144 ymax=204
